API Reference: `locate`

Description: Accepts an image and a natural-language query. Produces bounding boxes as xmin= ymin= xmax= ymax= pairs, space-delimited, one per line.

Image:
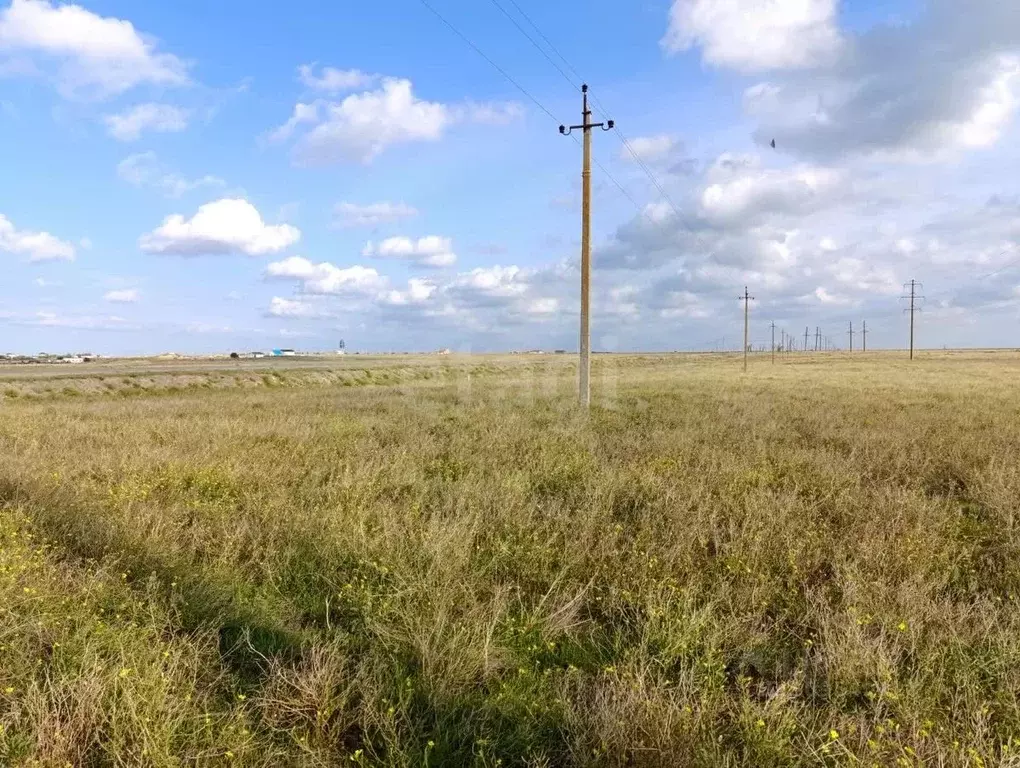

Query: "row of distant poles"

xmin=739 ymin=280 xmax=924 ymax=372
xmin=563 ymin=86 xmax=925 ymax=403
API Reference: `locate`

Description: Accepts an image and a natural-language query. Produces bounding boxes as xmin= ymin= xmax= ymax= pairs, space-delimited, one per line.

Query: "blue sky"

xmin=1 ymin=0 xmax=1019 ymax=354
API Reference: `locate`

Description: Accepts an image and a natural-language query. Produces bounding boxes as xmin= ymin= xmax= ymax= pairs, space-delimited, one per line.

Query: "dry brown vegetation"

xmin=1 ymin=351 xmax=1019 ymax=766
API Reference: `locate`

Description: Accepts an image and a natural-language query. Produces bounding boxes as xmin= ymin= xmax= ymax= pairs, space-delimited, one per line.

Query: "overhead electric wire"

xmin=416 ymin=0 xmax=644 ymax=218
xmin=416 ymin=0 xmax=560 ymax=124
xmin=484 ymin=0 xmax=685 ymax=221
xmin=503 ymin=0 xmax=586 ymax=84
xmin=487 ymin=0 xmax=579 ymax=92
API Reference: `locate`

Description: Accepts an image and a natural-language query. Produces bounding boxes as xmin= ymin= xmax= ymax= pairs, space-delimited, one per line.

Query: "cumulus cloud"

xmin=662 ymin=0 xmax=842 ymax=71
xmin=298 ymin=64 xmax=378 ymax=92
xmin=333 ymin=201 xmax=419 ymax=229
xmin=103 ymin=288 xmax=139 ymax=303
xmin=0 ymin=0 xmax=188 ymax=99
xmin=382 ymin=277 xmax=437 ymax=306
xmin=271 ymin=77 xmax=521 ymax=164
xmin=362 ymin=235 xmax=456 ymax=268
xmin=265 ymin=256 xmax=387 ymax=295
xmin=103 ymin=103 xmax=189 ymax=141
xmin=698 ymin=158 xmax=845 ymax=226
xmin=268 ymin=101 xmax=322 ymax=143
xmin=268 ymin=296 xmax=326 ymax=318
xmin=117 ymin=152 xmax=224 ymax=198
xmin=0 ymin=213 xmax=75 ymax=261
xmin=139 ymin=199 xmax=300 ymax=256
xmin=748 ymin=1 xmax=1020 ymax=159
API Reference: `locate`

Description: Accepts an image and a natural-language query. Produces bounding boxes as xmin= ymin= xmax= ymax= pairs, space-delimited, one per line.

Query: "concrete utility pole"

xmin=901 ymin=280 xmax=923 ymax=360
xmin=560 ymin=85 xmax=613 ymax=408
xmin=770 ymin=321 xmax=776 ymax=365
xmin=862 ymin=321 xmax=867 ymax=352
xmin=739 ymin=287 xmax=754 ymax=372
xmin=848 ymin=321 xmax=854 ymax=353
xmin=804 ymin=327 xmax=810 ymax=352
xmin=815 ymin=327 xmax=821 ymax=352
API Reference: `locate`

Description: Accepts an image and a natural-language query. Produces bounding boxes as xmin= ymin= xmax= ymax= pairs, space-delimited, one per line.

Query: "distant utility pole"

xmin=770 ymin=321 xmax=776 ymax=365
xmin=848 ymin=321 xmax=855 ymax=353
xmin=815 ymin=327 xmax=821 ymax=352
xmin=804 ymin=327 xmax=810 ymax=352
xmin=739 ymin=287 xmax=754 ymax=372
xmin=862 ymin=321 xmax=867 ymax=352
xmin=560 ymin=85 xmax=614 ymax=407
xmin=901 ymin=280 xmax=923 ymax=360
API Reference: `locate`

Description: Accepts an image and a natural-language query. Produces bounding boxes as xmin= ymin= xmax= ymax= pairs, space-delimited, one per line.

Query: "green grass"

xmin=1 ymin=352 xmax=1019 ymax=766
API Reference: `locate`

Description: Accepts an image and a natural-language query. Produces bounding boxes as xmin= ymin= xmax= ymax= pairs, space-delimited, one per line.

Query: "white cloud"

xmin=0 ymin=0 xmax=188 ymax=99
xmin=103 ymin=288 xmax=139 ymax=303
xmin=699 ymin=162 xmax=845 ymax=226
xmin=662 ymin=0 xmax=842 ymax=72
xmin=287 ymin=78 xmax=448 ymax=164
xmin=955 ymin=56 xmax=1020 ymax=149
xmin=117 ymin=152 xmax=224 ymax=198
xmin=621 ymin=134 xmax=678 ymax=164
xmin=333 ymin=201 xmax=419 ymax=229
xmin=139 ymin=199 xmax=300 ymax=256
xmin=813 ymin=287 xmax=855 ymax=306
xmin=103 ymin=103 xmax=189 ymax=141
xmin=749 ymin=4 xmax=1020 ymax=160
xmin=0 ymin=213 xmax=75 ymax=261
xmin=265 ymin=256 xmax=387 ymax=295
xmin=298 ymin=64 xmax=378 ymax=92
xmin=268 ymin=101 xmax=322 ymax=143
xmin=526 ymin=297 xmax=559 ymax=315
xmin=362 ymin=235 xmax=457 ymax=268
xmin=268 ymin=297 xmax=315 ymax=318
xmin=28 ymin=311 xmax=134 ymax=330
xmin=272 ymin=77 xmax=521 ymax=164
xmin=383 ymin=278 xmax=437 ymax=306
xmin=448 ymin=265 xmax=529 ymax=299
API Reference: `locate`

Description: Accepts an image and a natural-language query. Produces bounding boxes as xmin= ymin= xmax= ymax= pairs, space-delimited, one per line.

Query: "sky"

xmin=0 ymin=0 xmax=1019 ymax=355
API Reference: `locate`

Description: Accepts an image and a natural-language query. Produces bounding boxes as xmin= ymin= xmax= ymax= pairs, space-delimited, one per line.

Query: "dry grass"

xmin=1 ymin=351 xmax=1019 ymax=766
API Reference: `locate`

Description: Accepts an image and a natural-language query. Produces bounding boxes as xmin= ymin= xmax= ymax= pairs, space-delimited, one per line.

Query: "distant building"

xmin=272 ymin=349 xmax=296 ymax=357
xmin=249 ymin=351 xmax=266 ymax=359
xmin=437 ymin=348 xmax=451 ymax=355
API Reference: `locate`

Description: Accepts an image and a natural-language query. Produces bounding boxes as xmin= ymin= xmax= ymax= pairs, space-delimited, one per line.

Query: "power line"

xmin=612 ymin=128 xmax=684 ymax=220
xmin=416 ymin=0 xmax=643 ymax=219
xmin=482 ymin=0 xmax=685 ymax=220
xmin=502 ymin=0 xmax=585 ymax=83
xmin=487 ymin=0 xmax=579 ymax=91
xmin=416 ymin=0 xmax=561 ymax=124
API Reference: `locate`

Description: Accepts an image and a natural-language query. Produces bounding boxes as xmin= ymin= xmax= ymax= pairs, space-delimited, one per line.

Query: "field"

xmin=1 ymin=351 xmax=1019 ymax=766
